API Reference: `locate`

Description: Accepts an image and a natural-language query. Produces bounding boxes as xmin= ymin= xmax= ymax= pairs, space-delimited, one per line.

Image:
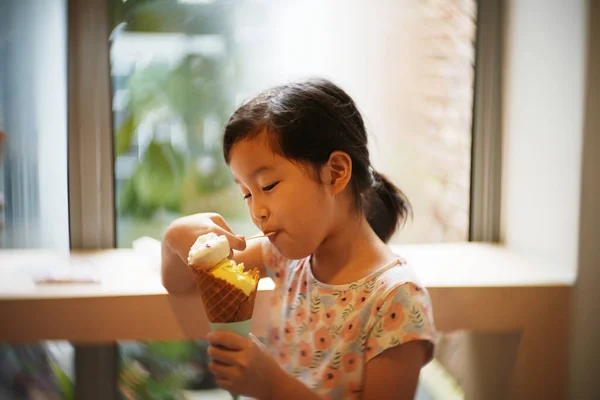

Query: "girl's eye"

xmin=262 ymin=181 xmax=279 ymax=192
xmin=242 ymin=181 xmax=279 ymax=199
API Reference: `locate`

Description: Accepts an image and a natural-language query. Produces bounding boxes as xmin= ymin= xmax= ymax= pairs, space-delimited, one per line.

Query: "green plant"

xmin=111 ymin=0 xmax=242 ymax=219
xmin=50 ymin=359 xmax=74 ymax=400
xmin=119 ymin=341 xmax=206 ymax=400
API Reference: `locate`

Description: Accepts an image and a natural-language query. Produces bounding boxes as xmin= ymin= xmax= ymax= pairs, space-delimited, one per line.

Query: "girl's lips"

xmin=267 ymin=231 xmax=278 ymax=243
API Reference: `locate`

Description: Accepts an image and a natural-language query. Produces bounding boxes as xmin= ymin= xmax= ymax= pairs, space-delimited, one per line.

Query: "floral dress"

xmin=262 ymin=242 xmax=436 ymax=400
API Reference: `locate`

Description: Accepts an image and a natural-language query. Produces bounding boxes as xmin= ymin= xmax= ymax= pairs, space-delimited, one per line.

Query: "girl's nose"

xmin=251 ymin=201 xmax=269 ymax=222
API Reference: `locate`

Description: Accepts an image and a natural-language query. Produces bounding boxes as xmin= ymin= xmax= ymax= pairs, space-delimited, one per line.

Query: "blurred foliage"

xmin=50 ymin=358 xmax=74 ymax=400
xmin=119 ymin=341 xmax=214 ymax=400
xmin=109 ymin=0 xmax=234 ymax=35
xmin=111 ymin=0 xmax=242 ymax=219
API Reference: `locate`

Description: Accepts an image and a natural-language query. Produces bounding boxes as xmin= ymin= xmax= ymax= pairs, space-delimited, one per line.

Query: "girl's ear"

xmin=321 ymin=151 xmax=352 ymax=195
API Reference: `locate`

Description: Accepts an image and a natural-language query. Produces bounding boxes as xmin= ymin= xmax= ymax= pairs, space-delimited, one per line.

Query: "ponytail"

xmin=363 ymin=170 xmax=412 ymax=243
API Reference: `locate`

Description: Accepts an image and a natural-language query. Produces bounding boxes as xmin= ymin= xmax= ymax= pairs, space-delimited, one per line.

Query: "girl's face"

xmin=228 ymin=135 xmax=337 ymax=259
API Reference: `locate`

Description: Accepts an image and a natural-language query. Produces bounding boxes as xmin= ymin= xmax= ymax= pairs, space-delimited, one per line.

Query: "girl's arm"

xmin=270 ymin=341 xmax=428 ymax=400
xmin=360 ymin=340 xmax=428 ymax=399
xmin=161 ymin=213 xmax=266 ymax=294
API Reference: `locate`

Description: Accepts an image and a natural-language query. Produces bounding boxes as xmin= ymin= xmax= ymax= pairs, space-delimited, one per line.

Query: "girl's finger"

xmin=209 ymin=214 xmax=247 ymax=250
xmin=208 ymin=345 xmax=239 ymax=366
xmin=212 ymin=224 xmax=247 ymax=252
xmin=214 ymin=377 xmax=234 ymax=392
xmin=206 ymin=331 xmax=248 ymax=351
xmin=209 ymin=360 xmax=237 ymax=380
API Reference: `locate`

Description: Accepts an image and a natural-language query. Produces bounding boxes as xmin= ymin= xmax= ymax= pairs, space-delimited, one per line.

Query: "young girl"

xmin=161 ymin=78 xmax=436 ymax=400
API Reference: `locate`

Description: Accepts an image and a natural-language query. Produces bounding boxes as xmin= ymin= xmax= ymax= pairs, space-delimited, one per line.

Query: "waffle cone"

xmin=189 ymin=266 xmax=260 ymax=323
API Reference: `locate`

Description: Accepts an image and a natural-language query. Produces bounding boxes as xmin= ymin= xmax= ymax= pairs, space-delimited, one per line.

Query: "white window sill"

xmin=392 ymin=242 xmax=575 ymax=287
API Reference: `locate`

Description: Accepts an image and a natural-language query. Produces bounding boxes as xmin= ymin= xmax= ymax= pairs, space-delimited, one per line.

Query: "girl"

xmin=162 ymin=78 xmax=436 ymax=400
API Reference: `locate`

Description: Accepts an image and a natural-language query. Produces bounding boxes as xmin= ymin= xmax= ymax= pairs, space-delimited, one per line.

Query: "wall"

xmin=500 ymin=0 xmax=588 ymax=274
xmin=570 ymin=1 xmax=600 ymax=397
xmin=436 ymin=1 xmax=591 ymax=398
xmin=501 ymin=0 xmax=600 ymax=397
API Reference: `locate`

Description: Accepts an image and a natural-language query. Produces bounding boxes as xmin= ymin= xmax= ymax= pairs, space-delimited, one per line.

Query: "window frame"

xmin=469 ymin=0 xmax=503 ymax=242
xmin=67 ymin=0 xmax=117 ymax=398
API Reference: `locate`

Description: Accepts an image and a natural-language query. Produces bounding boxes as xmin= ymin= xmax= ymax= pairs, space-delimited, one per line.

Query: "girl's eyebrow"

xmin=233 ymin=165 xmax=274 ymax=184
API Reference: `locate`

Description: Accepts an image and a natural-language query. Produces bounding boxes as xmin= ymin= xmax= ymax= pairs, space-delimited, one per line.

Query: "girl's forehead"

xmin=228 ymin=137 xmax=283 ymax=176
xmin=229 ymin=137 xmax=278 ymax=163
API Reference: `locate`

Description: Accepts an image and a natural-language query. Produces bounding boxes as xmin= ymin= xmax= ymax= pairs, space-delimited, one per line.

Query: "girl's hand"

xmin=206 ymin=332 xmax=283 ymax=400
xmin=161 ymin=213 xmax=246 ymax=293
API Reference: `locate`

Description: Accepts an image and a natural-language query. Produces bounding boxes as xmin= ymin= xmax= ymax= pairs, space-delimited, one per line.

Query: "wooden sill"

xmin=0 ymin=242 xmax=571 ymax=398
xmin=0 ymin=242 xmax=572 ymax=342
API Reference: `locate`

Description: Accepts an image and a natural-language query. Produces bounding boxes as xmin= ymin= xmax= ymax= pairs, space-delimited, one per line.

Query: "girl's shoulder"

xmin=373 ymin=257 xmax=428 ymax=296
xmin=361 ymin=258 xmax=437 ymax=363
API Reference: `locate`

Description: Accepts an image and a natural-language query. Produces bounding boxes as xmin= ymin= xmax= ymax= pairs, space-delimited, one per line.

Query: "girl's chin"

xmin=273 ymin=239 xmax=314 ymax=261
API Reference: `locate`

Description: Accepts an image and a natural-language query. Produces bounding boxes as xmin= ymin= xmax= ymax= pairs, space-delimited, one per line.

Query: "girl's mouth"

xmin=268 ymin=231 xmax=278 ymax=243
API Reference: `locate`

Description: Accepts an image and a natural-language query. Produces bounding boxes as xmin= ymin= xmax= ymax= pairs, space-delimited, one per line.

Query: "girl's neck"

xmin=311 ymin=214 xmax=396 ymax=285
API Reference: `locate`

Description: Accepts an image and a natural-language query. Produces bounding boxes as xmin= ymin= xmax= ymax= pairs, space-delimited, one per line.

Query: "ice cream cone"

xmin=190 ymin=268 xmax=260 ymax=323
xmin=189 ymin=267 xmax=259 ymax=400
xmin=187 ymin=233 xmax=260 ymax=400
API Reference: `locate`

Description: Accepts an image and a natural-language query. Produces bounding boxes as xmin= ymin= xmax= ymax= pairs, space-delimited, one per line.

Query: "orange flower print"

xmin=269 ymin=328 xmax=281 ymax=344
xmin=286 ymin=284 xmax=296 ymax=303
xmin=321 ymin=367 xmax=341 ymax=390
xmin=265 ymin=248 xmax=286 ymax=278
xmin=341 ymin=316 xmax=360 ymax=342
xmin=409 ymin=283 xmax=423 ymax=297
xmin=354 ymin=289 xmax=370 ymax=308
xmin=307 ymin=313 xmax=319 ymax=330
xmin=314 ymin=326 xmax=333 ymax=351
xmin=371 ymin=298 xmax=385 ymax=318
xmin=298 ymin=341 xmax=312 ymax=367
xmin=342 ymin=352 xmax=359 ymax=373
xmin=365 ymin=337 xmax=379 ymax=361
xmin=283 ymin=320 xmax=295 ymax=342
xmin=344 ymin=380 xmax=362 ymax=399
xmin=302 ymin=278 xmax=309 ymax=292
xmin=277 ymin=345 xmax=290 ymax=365
xmin=322 ymin=308 xmax=337 ymax=325
xmin=336 ymin=291 xmax=353 ymax=307
xmin=383 ymin=302 xmax=405 ymax=331
xmin=272 ymin=269 xmax=284 ymax=286
xmin=293 ymin=306 xmax=307 ymax=325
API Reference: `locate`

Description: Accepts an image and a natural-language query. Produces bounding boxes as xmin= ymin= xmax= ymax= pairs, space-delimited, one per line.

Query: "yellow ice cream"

xmin=210 ymin=259 xmax=258 ymax=296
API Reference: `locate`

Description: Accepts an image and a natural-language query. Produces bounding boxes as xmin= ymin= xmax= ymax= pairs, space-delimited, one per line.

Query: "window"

xmin=0 ymin=0 xmax=69 ymax=249
xmin=109 ymin=0 xmax=476 ymax=397
xmin=111 ymin=0 xmax=476 ymax=248
xmin=0 ymin=0 xmax=74 ymax=398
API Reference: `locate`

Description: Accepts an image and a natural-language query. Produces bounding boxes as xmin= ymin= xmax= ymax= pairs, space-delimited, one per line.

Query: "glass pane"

xmin=110 ymin=0 xmax=475 ymax=248
xmin=110 ymin=0 xmax=474 ymax=398
xmin=0 ymin=0 xmax=69 ymax=249
xmin=0 ymin=2 xmax=74 ymax=399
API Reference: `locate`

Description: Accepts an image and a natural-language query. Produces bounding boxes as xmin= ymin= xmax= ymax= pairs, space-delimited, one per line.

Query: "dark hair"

xmin=223 ymin=78 xmax=411 ymax=243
